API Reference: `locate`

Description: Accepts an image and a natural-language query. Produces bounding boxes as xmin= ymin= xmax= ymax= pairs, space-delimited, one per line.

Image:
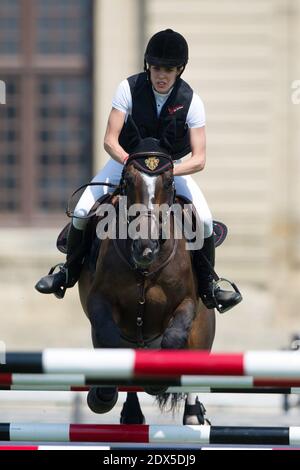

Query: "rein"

xmin=66 ymin=182 xmax=118 ymax=218
xmin=116 ymin=153 xmax=176 ymax=347
xmin=112 ymin=214 xmax=178 ymax=348
xmin=134 ymin=237 xmax=178 ymax=347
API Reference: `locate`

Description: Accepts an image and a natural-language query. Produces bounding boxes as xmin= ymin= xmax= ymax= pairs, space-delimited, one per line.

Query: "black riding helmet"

xmin=144 ymin=29 xmax=189 ymax=74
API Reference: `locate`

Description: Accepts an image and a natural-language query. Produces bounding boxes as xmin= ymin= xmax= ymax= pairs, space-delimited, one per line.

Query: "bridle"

xmin=66 ymin=152 xmax=179 ymax=347
xmin=118 ymin=150 xmax=176 ymax=243
xmin=116 ymin=151 xmax=178 ymax=347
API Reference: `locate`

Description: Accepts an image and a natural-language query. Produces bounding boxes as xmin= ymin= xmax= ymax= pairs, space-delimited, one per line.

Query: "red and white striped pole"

xmin=1 ymin=350 xmax=300 ymax=379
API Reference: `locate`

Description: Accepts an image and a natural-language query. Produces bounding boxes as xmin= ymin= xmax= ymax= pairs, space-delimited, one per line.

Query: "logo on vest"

xmin=168 ymin=104 xmax=184 ymax=115
xmin=145 ymin=156 xmax=160 ymax=171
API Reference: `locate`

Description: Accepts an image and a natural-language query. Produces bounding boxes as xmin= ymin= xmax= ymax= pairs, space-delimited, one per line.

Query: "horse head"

xmin=119 ymin=117 xmax=176 ymax=270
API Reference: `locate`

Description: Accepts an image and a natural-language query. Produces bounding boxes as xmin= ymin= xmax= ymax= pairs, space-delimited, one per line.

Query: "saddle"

xmin=56 ymin=194 xmax=228 ymax=254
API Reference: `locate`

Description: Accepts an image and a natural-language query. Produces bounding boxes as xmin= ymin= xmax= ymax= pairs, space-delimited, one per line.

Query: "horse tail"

xmin=155 ymin=392 xmax=186 ymax=414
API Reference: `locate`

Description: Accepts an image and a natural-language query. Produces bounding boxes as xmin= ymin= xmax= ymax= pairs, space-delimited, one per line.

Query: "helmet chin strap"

xmin=177 ymin=64 xmax=186 ymax=78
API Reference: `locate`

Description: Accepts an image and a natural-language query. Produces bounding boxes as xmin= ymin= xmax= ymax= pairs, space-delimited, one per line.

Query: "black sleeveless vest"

xmin=119 ymin=72 xmax=193 ymax=160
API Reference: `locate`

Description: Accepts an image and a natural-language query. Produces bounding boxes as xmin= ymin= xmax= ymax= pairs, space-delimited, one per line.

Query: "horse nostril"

xmin=142 ymin=247 xmax=153 ymax=259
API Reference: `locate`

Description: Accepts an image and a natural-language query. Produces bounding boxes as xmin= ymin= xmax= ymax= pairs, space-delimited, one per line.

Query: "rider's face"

xmin=149 ymin=65 xmax=181 ymax=94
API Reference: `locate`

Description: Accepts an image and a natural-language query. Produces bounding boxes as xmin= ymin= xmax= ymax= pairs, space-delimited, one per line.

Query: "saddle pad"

xmin=213 ymin=220 xmax=228 ymax=247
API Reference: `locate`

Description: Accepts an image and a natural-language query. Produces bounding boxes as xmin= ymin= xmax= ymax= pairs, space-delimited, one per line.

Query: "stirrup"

xmin=48 ymin=263 xmax=68 ymax=299
xmin=212 ymin=278 xmax=242 ymax=314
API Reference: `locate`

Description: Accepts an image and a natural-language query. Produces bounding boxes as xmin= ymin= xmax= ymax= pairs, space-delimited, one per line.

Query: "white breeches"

xmin=73 ymin=159 xmax=213 ymax=238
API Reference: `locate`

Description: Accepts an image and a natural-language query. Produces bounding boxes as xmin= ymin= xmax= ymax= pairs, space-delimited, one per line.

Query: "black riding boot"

xmin=194 ymin=235 xmax=242 ymax=313
xmin=35 ymin=225 xmax=86 ymax=299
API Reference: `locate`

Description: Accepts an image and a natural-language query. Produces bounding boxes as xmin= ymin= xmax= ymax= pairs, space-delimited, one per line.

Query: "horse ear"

xmin=159 ymin=119 xmax=177 ymax=153
xmin=125 ymin=115 xmax=142 ymax=151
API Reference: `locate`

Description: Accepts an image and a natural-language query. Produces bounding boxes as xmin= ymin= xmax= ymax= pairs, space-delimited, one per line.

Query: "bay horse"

xmin=78 ymin=129 xmax=215 ymax=424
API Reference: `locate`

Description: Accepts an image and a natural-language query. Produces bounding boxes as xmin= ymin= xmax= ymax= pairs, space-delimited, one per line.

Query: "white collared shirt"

xmin=112 ymin=79 xmax=206 ymax=128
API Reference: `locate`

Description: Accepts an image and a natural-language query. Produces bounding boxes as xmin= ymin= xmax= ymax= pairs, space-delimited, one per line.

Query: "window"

xmin=0 ymin=77 xmax=21 ymax=212
xmin=0 ymin=0 xmax=93 ymax=225
xmin=36 ymin=76 xmax=92 ymax=212
xmin=0 ymin=1 xmax=22 ymax=55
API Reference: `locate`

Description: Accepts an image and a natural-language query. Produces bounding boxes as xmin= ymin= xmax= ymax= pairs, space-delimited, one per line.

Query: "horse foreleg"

xmin=120 ymin=392 xmax=145 ymax=424
xmin=156 ymin=299 xmax=196 ymax=410
xmin=86 ymin=294 xmax=120 ymax=414
xmin=88 ymin=294 xmax=121 ymax=348
xmin=161 ymin=298 xmax=195 ymax=349
xmin=187 ymin=304 xmax=215 ymax=350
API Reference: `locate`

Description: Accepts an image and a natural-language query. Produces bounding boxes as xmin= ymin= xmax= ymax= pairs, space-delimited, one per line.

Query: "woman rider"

xmin=35 ymin=29 xmax=242 ymax=312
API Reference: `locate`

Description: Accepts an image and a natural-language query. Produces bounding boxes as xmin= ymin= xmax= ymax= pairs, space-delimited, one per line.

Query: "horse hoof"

xmin=144 ymin=385 xmax=168 ymax=396
xmin=87 ymin=387 xmax=118 ymax=414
